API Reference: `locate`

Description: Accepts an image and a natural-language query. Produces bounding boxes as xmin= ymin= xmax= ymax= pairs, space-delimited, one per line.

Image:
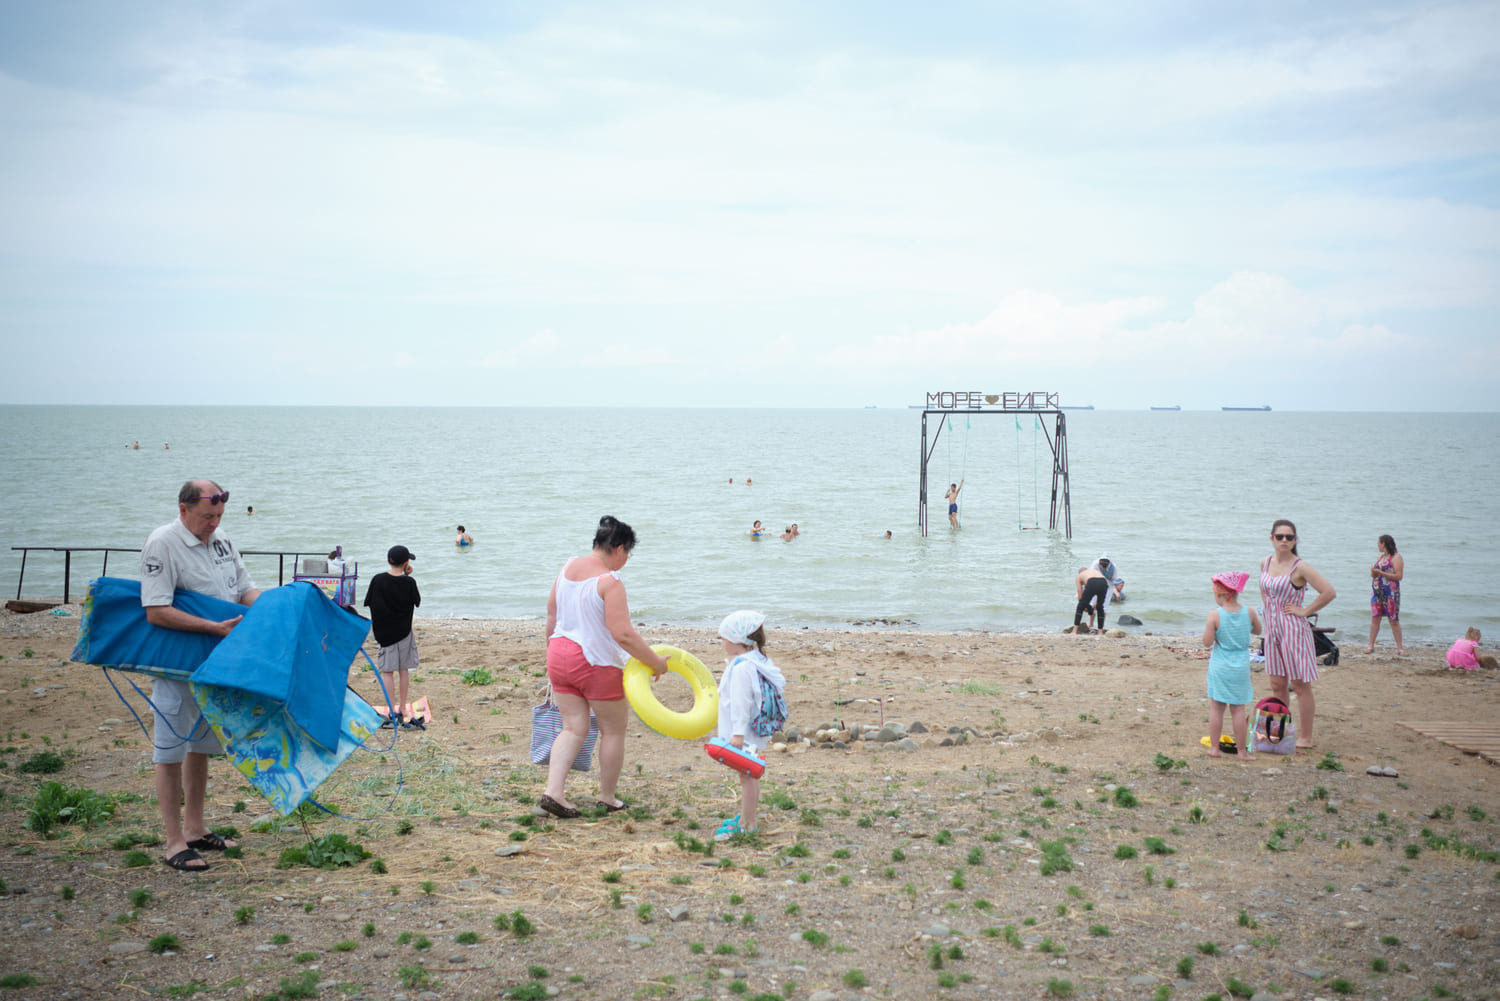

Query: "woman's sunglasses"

xmin=1273 ymin=533 xmax=1295 ymax=541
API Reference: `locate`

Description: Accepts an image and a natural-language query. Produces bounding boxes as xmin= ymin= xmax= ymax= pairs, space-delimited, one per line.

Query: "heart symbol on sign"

xmin=984 ymin=395 xmax=999 ymax=405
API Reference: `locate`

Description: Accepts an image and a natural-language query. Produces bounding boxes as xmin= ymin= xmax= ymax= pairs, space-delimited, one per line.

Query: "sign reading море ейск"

xmin=926 ymin=391 xmax=1060 ymax=410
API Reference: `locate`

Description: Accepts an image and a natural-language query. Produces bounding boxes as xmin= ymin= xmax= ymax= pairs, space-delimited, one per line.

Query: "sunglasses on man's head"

xmin=1273 ymin=533 xmax=1295 ymax=541
xmin=189 ymin=492 xmax=230 ymax=505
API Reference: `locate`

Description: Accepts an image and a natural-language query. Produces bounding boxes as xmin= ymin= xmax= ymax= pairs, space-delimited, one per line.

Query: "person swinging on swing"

xmin=945 ymin=479 xmax=965 ymax=529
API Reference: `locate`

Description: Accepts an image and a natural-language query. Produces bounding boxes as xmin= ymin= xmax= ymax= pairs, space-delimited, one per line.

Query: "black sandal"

xmin=596 ymin=799 xmax=629 ymax=813
xmin=187 ymin=832 xmax=233 ymax=852
xmin=538 ymin=795 xmax=581 ymax=819
xmin=163 ymin=848 xmax=209 ymax=872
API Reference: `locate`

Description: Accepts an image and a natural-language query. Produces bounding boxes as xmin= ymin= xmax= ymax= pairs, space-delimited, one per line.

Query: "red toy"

xmin=705 ymin=737 xmax=766 ymax=778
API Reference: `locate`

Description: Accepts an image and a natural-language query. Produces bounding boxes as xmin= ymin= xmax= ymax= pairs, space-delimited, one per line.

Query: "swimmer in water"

xmin=456 ymin=525 xmax=473 ymax=547
xmin=884 ymin=530 xmax=892 ymax=540
xmin=780 ymin=526 xmax=794 ymax=541
xmin=751 ymin=520 xmax=766 ymax=537
xmin=945 ymin=479 xmax=964 ymax=529
xmin=246 ymin=505 xmax=254 ymax=516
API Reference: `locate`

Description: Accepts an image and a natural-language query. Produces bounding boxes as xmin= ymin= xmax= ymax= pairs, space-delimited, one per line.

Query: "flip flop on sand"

xmin=187 ymin=832 xmax=234 ymax=852
xmin=163 ymin=848 xmax=209 ymax=872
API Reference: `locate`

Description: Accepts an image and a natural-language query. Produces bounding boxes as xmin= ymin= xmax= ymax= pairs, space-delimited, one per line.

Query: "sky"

xmin=0 ymin=1 xmax=1496 ymax=410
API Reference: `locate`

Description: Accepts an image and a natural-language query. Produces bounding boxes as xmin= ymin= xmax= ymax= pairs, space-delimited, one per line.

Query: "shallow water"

xmin=1 ymin=405 xmax=1494 ymax=643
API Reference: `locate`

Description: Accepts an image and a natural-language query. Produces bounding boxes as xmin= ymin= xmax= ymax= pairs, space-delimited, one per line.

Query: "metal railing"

xmin=12 ymin=547 xmax=324 ymax=604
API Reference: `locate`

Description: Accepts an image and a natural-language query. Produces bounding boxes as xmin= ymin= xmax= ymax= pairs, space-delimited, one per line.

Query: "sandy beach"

xmin=0 ymin=606 xmax=1496 ymax=1000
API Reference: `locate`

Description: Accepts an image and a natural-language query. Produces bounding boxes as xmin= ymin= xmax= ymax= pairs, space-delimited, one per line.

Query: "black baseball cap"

xmin=388 ymin=545 xmax=415 ymax=564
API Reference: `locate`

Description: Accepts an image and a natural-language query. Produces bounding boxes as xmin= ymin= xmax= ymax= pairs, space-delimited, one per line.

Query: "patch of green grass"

xmin=0 ymin=974 xmax=38 ymax=989
xmin=461 ymin=667 xmax=493 ymax=686
xmin=27 ymin=781 xmax=116 ymax=837
xmin=1113 ymin=787 xmax=1138 ymax=808
xmin=1197 ymin=942 xmax=1219 ymax=956
xmin=1224 ymin=975 xmax=1254 ymax=998
xmin=148 ymin=934 xmax=180 ymax=954
xmin=293 ymin=951 xmax=317 ymax=963
xmin=276 ymin=833 xmax=371 ymax=870
xmin=362 ymin=922 xmax=376 ymax=937
xmin=801 ymin=929 xmax=829 ymax=948
xmin=1143 ymin=836 xmax=1174 ymax=855
xmin=843 ymin=970 xmax=868 ymax=988
xmin=273 ymin=933 xmax=292 ymax=945
xmin=122 ymin=850 xmax=152 ymax=868
xmin=1114 ymin=845 xmax=1138 ymax=860
xmin=1315 ymin=752 xmax=1343 ymax=771
xmin=1088 ymin=924 xmax=1111 ymax=936
xmin=934 ymin=829 xmax=954 ymax=845
xmin=1038 ymin=840 xmax=1074 ymax=875
xmin=128 ymin=888 xmax=152 ymax=908
xmin=17 ymin=750 xmax=65 ymax=774
xmin=397 ymin=966 xmax=431 ymax=990
xmin=1176 ymin=956 xmax=1195 ymax=978
xmin=1046 ymin=977 xmax=1074 ymax=997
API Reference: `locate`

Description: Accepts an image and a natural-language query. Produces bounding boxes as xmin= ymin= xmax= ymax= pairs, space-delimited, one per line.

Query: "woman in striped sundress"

xmin=1260 ymin=519 xmax=1336 ymax=750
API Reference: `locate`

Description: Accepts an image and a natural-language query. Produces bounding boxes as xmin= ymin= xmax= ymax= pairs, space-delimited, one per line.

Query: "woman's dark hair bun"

xmin=593 ymin=515 xmax=636 ymax=552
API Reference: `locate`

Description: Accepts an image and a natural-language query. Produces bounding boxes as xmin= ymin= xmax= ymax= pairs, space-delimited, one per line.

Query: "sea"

xmin=1 ymin=406 xmax=1495 ymax=646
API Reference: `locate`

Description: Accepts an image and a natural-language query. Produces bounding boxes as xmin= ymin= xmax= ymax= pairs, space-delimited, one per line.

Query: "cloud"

xmin=0 ymin=2 xmax=1495 ymax=409
xmin=479 ymin=329 xmax=561 ymax=368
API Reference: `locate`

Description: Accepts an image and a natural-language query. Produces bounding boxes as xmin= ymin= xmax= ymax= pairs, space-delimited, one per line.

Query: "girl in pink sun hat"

xmin=1201 ymin=571 xmax=1262 ymax=760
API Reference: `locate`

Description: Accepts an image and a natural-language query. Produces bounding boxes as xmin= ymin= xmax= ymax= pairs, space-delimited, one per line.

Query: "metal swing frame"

xmin=918 ymin=407 xmax=1071 ymax=538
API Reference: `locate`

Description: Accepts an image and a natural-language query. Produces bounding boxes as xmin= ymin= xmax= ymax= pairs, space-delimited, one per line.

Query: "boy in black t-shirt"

xmin=364 ymin=545 xmax=423 ymax=730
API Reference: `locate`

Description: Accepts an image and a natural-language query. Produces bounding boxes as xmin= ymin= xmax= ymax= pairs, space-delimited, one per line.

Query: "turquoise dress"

xmin=1207 ymin=605 xmax=1253 ymax=705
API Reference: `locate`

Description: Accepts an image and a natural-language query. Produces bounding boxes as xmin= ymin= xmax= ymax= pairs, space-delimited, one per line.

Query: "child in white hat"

xmin=712 ymin=610 xmax=787 ymax=841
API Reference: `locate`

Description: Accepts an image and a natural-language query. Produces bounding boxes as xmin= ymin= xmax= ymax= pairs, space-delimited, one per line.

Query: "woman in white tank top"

xmin=540 ymin=516 xmax=669 ymax=818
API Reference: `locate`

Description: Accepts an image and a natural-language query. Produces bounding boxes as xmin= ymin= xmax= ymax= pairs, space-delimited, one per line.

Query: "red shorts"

xmin=546 ymin=636 xmax=625 ymax=701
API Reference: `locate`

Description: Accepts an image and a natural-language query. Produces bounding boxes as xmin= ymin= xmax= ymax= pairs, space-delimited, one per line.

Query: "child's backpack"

xmin=1252 ymin=695 xmax=1297 ymax=754
xmin=748 ymin=669 xmax=788 ymax=737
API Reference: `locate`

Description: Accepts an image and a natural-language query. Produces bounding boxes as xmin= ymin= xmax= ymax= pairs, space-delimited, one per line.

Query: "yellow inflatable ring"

xmin=624 ymin=644 xmax=719 ymax=740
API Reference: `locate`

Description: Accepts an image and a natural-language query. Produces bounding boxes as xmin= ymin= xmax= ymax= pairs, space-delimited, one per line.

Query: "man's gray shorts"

xmin=376 ymin=634 xmax=419 ymax=673
xmin=151 ymin=677 xmax=223 ymax=764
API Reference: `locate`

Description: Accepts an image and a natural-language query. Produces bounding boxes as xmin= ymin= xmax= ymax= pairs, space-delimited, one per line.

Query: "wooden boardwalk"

xmin=1399 ymin=721 xmax=1500 ymax=760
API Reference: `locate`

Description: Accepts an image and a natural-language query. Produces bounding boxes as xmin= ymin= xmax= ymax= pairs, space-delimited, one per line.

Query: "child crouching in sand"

xmin=1202 ymin=571 xmax=1262 ymax=760
xmin=1446 ymin=627 xmax=1487 ymax=670
xmin=712 ymin=611 xmax=786 ymax=842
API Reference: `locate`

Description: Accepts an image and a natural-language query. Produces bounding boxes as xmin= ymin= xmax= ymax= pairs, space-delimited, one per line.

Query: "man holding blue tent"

xmin=141 ymin=480 xmax=262 ymax=872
